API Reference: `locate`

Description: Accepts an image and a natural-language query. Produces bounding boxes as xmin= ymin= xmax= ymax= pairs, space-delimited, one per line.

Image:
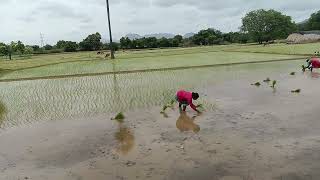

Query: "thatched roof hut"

xmin=287 ymin=31 xmax=320 ymax=44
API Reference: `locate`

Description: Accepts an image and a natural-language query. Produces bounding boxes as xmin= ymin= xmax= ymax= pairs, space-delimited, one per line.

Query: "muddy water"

xmin=0 ymin=60 xmax=303 ymax=129
xmin=2 ymin=59 xmax=320 ymax=179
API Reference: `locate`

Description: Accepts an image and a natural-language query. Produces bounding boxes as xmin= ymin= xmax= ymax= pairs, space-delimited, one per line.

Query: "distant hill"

xmin=144 ymin=33 xmax=175 ymax=39
xmin=183 ymin=33 xmax=195 ymax=38
xmin=125 ymin=33 xmax=175 ymax=40
xmin=125 ymin=33 xmax=142 ymax=40
xmin=297 ymin=19 xmax=308 ymax=25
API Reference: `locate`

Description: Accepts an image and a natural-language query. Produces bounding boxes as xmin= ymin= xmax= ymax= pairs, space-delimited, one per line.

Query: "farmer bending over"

xmin=304 ymin=53 xmax=320 ymax=72
xmin=176 ymin=90 xmax=201 ymax=113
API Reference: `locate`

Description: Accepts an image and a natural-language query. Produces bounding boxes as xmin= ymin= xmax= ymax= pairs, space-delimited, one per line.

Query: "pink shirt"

xmin=176 ymin=90 xmax=197 ymax=111
xmin=311 ymin=57 xmax=320 ymax=68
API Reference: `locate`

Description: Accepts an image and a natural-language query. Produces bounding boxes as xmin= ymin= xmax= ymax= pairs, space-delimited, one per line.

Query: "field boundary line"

xmin=0 ymin=57 xmax=305 ymax=83
xmin=223 ymin=49 xmax=312 ymax=56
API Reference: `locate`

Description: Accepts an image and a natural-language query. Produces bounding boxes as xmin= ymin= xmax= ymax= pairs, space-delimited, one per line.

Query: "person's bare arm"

xmin=190 ymin=103 xmax=201 ymax=113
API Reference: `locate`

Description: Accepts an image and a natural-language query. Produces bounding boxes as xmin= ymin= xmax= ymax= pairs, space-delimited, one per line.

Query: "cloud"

xmin=0 ymin=0 xmax=319 ymax=45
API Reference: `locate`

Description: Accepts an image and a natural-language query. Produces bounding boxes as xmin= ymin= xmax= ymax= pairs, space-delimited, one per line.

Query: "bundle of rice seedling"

xmin=263 ymin=78 xmax=271 ymax=83
xmin=111 ymin=112 xmax=125 ymax=122
xmin=251 ymin=82 xmax=261 ymax=87
xmin=291 ymin=89 xmax=301 ymax=93
xmin=271 ymin=80 xmax=277 ymax=88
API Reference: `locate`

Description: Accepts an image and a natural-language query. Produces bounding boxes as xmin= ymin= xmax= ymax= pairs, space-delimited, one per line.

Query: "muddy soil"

xmin=1 ymin=64 xmax=320 ymax=180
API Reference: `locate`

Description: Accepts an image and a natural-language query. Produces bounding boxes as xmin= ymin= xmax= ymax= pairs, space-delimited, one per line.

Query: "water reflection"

xmin=311 ymin=72 xmax=320 ymax=79
xmin=0 ymin=100 xmax=7 ymax=128
xmin=176 ymin=112 xmax=200 ymax=133
xmin=112 ymin=62 xmax=121 ymax=108
xmin=114 ymin=121 xmax=135 ymax=155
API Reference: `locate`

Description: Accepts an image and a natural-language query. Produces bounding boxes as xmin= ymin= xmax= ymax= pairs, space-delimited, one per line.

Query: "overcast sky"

xmin=0 ymin=0 xmax=319 ymax=45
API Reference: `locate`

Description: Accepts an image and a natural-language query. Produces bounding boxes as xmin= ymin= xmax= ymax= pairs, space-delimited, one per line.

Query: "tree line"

xmin=121 ymin=9 xmax=318 ymax=48
xmin=1 ymin=9 xmax=320 ymax=60
xmin=0 ymin=32 xmax=118 ymax=60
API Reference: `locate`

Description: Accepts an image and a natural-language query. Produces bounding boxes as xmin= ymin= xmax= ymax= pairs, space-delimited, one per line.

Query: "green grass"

xmin=226 ymin=42 xmax=320 ymax=55
xmin=0 ymin=43 xmax=315 ymax=129
xmin=0 ymin=44 xmax=305 ymax=80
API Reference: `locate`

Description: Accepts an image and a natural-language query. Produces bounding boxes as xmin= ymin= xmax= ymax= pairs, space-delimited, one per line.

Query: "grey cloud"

xmin=0 ymin=0 xmax=10 ymax=3
xmin=1 ymin=0 xmax=320 ymax=45
xmin=34 ymin=2 xmax=88 ymax=19
xmin=127 ymin=18 xmax=156 ymax=25
xmin=17 ymin=16 xmax=36 ymax=23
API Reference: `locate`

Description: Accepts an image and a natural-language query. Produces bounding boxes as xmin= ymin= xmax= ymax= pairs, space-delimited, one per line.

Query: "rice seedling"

xmin=160 ymin=99 xmax=176 ymax=113
xmin=290 ymin=72 xmax=296 ymax=75
xmin=196 ymin=104 xmax=205 ymax=111
xmin=271 ymin=80 xmax=277 ymax=88
xmin=291 ymin=89 xmax=301 ymax=93
xmin=111 ymin=112 xmax=125 ymax=123
xmin=251 ymin=82 xmax=261 ymax=87
xmin=263 ymin=78 xmax=271 ymax=83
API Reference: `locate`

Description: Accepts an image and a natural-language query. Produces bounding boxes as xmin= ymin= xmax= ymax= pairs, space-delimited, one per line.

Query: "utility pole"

xmin=40 ymin=33 xmax=45 ymax=47
xmin=105 ymin=0 xmax=115 ymax=59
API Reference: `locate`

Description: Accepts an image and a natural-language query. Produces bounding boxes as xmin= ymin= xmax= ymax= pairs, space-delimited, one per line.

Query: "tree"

xmin=145 ymin=37 xmax=158 ymax=48
xmin=103 ymin=42 xmax=119 ymax=51
xmin=79 ymin=32 xmax=102 ymax=51
xmin=136 ymin=38 xmax=146 ymax=48
xmin=192 ymin=28 xmax=222 ymax=45
xmin=31 ymin=45 xmax=40 ymax=52
xmin=173 ymin=35 xmax=183 ymax=47
xmin=120 ymin=37 xmax=131 ymax=49
xmin=11 ymin=41 xmax=25 ymax=54
xmin=239 ymin=33 xmax=250 ymax=44
xmin=64 ymin=41 xmax=78 ymax=52
xmin=306 ymin=10 xmax=320 ymax=30
xmin=158 ymin=38 xmax=171 ymax=47
xmin=130 ymin=40 xmax=138 ymax=49
xmin=44 ymin=44 xmax=53 ymax=50
xmin=56 ymin=40 xmax=67 ymax=49
xmin=0 ymin=43 xmax=12 ymax=60
xmin=24 ymin=46 xmax=34 ymax=54
xmin=182 ymin=37 xmax=195 ymax=47
xmin=241 ymin=9 xmax=297 ymax=44
xmin=0 ymin=43 xmax=6 ymax=55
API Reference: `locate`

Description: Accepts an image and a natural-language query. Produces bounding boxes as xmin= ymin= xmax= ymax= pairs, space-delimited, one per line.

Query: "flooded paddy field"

xmin=1 ymin=59 xmax=320 ymax=180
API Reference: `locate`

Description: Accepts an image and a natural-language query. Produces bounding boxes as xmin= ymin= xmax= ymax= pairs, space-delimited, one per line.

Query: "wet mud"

xmin=1 ymin=61 xmax=320 ymax=179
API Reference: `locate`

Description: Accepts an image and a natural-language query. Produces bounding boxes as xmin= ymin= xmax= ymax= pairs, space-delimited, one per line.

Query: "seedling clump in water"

xmin=111 ymin=112 xmax=125 ymax=122
xmin=290 ymin=72 xmax=296 ymax=75
xmin=263 ymin=78 xmax=271 ymax=83
xmin=291 ymin=89 xmax=301 ymax=93
xmin=271 ymin=80 xmax=277 ymax=88
xmin=196 ymin=104 xmax=205 ymax=111
xmin=160 ymin=99 xmax=176 ymax=113
xmin=251 ymin=82 xmax=261 ymax=87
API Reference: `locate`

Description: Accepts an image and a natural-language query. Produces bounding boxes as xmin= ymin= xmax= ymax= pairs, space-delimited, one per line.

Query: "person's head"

xmin=192 ymin=92 xmax=199 ymax=100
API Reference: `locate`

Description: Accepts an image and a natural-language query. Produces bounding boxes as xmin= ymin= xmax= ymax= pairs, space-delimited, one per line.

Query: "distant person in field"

xmin=303 ymin=52 xmax=320 ymax=72
xmin=176 ymin=90 xmax=201 ymax=113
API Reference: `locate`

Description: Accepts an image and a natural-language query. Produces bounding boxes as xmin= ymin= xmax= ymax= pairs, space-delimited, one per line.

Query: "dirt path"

xmin=1 ymin=69 xmax=320 ymax=180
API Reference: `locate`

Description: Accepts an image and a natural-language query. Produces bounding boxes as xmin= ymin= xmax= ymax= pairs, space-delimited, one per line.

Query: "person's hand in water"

xmin=196 ymin=110 xmax=202 ymax=115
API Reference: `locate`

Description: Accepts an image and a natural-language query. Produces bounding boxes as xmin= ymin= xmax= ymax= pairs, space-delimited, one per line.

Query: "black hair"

xmin=192 ymin=92 xmax=199 ymax=100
